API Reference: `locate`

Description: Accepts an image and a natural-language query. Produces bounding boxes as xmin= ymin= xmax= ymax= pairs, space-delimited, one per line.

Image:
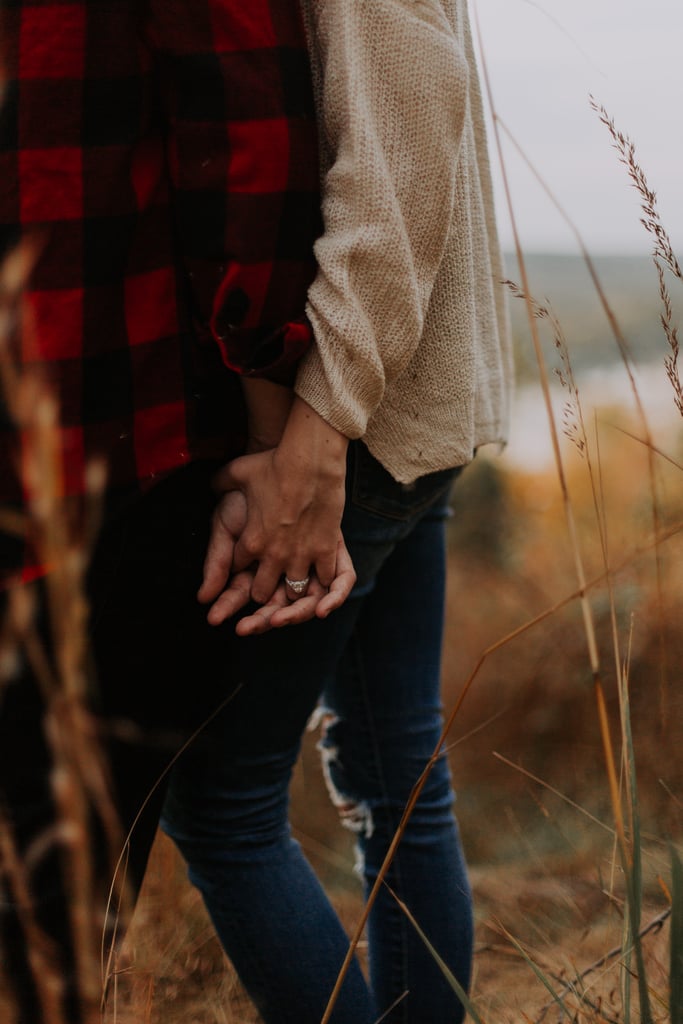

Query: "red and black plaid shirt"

xmin=0 ymin=0 xmax=321 ymax=586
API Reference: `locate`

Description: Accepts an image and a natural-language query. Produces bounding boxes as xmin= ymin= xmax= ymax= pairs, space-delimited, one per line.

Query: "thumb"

xmin=212 ymin=456 xmax=248 ymax=494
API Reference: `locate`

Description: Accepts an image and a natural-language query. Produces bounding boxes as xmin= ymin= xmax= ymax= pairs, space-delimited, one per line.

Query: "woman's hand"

xmin=198 ymin=487 xmax=356 ymax=634
xmin=198 ymin=396 xmax=355 ymax=630
xmin=200 ymin=512 xmax=355 ymax=634
xmin=214 ymin=396 xmax=351 ymax=605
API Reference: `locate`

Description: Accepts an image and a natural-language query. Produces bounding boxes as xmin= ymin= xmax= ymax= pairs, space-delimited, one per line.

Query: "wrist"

xmin=270 ymin=397 xmax=350 ymax=493
xmin=277 ymin=397 xmax=349 ymax=482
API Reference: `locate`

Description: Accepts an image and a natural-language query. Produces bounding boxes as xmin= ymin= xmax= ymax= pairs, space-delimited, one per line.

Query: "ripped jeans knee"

xmin=312 ymin=699 xmax=459 ymax=860
xmin=315 ymin=709 xmax=375 ymax=840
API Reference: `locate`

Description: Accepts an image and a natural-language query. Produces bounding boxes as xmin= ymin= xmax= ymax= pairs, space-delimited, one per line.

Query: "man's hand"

xmin=197 ymin=488 xmax=248 ymax=612
xmin=241 ymin=377 xmax=293 ymax=454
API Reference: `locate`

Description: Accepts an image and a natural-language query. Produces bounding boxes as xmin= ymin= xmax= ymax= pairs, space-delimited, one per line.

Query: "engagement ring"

xmin=285 ymin=576 xmax=310 ymax=595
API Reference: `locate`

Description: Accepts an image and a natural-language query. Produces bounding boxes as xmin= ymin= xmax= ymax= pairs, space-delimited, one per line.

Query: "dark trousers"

xmin=0 ymin=461 xmax=237 ymax=1023
xmin=1 ymin=449 xmax=473 ymax=1024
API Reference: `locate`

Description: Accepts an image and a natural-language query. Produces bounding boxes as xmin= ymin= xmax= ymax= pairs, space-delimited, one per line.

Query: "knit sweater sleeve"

xmin=295 ymin=0 xmax=470 ymax=438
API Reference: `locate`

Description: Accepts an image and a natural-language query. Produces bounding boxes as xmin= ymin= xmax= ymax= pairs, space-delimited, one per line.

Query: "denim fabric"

xmin=162 ymin=444 xmax=473 ymax=1024
xmin=0 ymin=447 xmax=472 ymax=1024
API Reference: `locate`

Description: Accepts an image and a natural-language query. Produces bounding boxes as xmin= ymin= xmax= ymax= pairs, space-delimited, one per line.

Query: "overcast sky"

xmin=474 ymin=0 xmax=683 ymax=254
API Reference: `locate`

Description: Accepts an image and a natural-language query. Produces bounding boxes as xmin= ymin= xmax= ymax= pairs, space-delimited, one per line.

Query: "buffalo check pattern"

xmin=0 ymin=0 xmax=321 ymax=584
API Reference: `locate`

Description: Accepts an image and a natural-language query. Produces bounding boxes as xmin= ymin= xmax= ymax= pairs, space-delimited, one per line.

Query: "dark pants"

xmin=1 ymin=448 xmax=473 ymax=1023
xmin=0 ymin=461 xmax=237 ymax=1023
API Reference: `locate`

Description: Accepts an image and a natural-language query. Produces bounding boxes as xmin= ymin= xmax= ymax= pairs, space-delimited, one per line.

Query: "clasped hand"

xmin=197 ymin=399 xmax=356 ymax=635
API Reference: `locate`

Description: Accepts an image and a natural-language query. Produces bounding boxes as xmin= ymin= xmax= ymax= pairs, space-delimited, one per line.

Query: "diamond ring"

xmin=285 ymin=576 xmax=310 ymax=595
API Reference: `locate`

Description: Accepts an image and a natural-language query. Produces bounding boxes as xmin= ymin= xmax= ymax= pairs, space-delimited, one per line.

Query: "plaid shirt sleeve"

xmin=147 ymin=0 xmax=321 ymax=385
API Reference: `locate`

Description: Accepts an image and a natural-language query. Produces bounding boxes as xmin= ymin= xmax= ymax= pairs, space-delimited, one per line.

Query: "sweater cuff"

xmin=294 ymin=344 xmax=374 ymax=440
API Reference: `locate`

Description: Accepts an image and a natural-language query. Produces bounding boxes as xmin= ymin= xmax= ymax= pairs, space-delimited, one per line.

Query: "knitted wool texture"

xmin=296 ymin=0 xmax=513 ymax=483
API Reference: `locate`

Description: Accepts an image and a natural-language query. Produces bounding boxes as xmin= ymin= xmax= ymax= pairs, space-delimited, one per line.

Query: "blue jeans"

xmin=162 ymin=444 xmax=473 ymax=1023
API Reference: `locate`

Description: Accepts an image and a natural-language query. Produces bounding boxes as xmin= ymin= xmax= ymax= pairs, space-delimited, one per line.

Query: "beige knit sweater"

xmin=296 ymin=0 xmax=513 ymax=483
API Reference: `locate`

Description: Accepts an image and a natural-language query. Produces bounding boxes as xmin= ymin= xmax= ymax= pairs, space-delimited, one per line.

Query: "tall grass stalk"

xmin=0 ymin=801 xmax=66 ymax=1022
xmin=0 ymin=242 xmax=129 ymax=1023
xmin=490 ymin=103 xmax=669 ymax=738
xmin=499 ymin=928 xmax=575 ymax=1021
xmin=474 ymin=16 xmax=612 ymax=768
xmin=591 ymin=99 xmax=683 ymax=743
xmin=389 ymin=887 xmax=488 ymax=1024
xmin=590 ymin=100 xmax=683 ymax=420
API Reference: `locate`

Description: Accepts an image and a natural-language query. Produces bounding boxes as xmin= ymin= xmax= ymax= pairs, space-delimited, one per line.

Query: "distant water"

xmin=497 ymin=251 xmax=683 ymax=467
xmin=503 ymin=251 xmax=681 ymax=374
xmin=501 ymin=359 xmax=682 ymax=469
